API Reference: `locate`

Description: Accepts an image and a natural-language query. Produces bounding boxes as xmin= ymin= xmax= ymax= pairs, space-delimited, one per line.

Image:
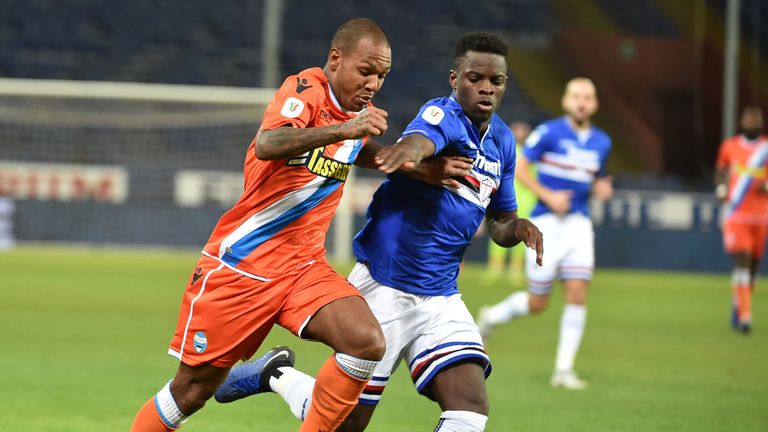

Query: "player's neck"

xmin=566 ymin=116 xmax=591 ymax=133
xmin=475 ymin=120 xmax=491 ymax=135
xmin=742 ymin=132 xmax=763 ymax=141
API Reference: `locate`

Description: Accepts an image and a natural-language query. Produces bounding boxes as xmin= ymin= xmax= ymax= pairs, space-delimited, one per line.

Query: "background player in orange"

xmin=715 ymin=106 xmax=768 ymax=334
xmin=130 ymin=18 xmax=435 ymax=432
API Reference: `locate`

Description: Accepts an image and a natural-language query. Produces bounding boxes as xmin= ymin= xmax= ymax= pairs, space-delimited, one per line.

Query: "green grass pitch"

xmin=1 ymin=246 xmax=766 ymax=431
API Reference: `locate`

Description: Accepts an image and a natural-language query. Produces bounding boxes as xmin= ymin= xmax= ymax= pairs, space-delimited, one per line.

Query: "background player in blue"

xmin=215 ymin=32 xmax=543 ymax=432
xmin=477 ymin=77 xmax=613 ymax=390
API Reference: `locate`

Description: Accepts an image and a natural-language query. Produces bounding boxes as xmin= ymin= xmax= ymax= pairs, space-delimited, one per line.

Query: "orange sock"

xmin=732 ymin=268 xmax=753 ymax=323
xmin=737 ymin=283 xmax=752 ymax=322
xmin=130 ymin=398 xmax=175 ymax=432
xmin=299 ymin=355 xmax=370 ymax=432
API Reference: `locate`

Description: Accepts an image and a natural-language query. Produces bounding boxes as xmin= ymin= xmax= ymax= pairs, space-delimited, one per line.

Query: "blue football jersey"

xmin=353 ymin=96 xmax=518 ymax=296
xmin=523 ymin=116 xmax=612 ymax=217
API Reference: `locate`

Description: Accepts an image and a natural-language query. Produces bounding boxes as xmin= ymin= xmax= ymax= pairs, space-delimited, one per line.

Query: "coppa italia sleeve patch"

xmin=421 ymin=106 xmax=445 ymax=125
xmin=281 ymin=97 xmax=305 ymax=119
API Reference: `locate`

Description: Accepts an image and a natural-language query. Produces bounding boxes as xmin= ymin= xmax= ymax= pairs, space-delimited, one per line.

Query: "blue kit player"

xmin=214 ymin=32 xmax=543 ymax=431
xmin=478 ymin=77 xmax=613 ymax=390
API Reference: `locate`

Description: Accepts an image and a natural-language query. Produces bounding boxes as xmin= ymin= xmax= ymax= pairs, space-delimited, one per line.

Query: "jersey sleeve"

xmin=260 ymin=74 xmax=322 ymax=130
xmin=489 ymin=134 xmax=518 ymax=212
xmin=715 ymin=139 xmax=731 ymax=171
xmin=522 ymin=123 xmax=551 ymax=162
xmin=400 ymin=103 xmax=459 ymax=155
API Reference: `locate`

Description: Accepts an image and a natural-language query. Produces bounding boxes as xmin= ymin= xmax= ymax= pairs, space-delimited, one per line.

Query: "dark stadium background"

xmin=0 ymin=0 xmax=766 ymax=272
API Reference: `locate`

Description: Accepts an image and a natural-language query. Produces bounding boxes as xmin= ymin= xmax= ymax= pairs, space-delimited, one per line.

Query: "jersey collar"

xmin=327 ymin=82 xmax=366 ymax=116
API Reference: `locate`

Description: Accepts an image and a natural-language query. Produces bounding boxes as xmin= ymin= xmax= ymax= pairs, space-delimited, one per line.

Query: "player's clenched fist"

xmin=343 ymin=106 xmax=388 ymax=138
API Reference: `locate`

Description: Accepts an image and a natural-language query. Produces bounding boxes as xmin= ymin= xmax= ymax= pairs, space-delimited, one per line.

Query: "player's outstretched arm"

xmin=409 ymin=156 xmax=474 ymax=188
xmin=373 ymin=134 xmax=436 ymax=173
xmin=255 ymin=106 xmax=388 ymax=160
xmin=356 ymin=139 xmax=469 ymax=188
xmin=486 ymin=209 xmax=543 ymax=266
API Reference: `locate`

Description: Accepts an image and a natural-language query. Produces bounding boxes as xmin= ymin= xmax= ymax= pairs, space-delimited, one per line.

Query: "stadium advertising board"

xmin=0 ymin=161 xmax=128 ymax=203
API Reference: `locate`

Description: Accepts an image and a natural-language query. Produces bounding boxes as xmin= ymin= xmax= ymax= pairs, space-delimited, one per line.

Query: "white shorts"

xmin=347 ymin=263 xmax=491 ymax=406
xmin=525 ymin=212 xmax=595 ymax=295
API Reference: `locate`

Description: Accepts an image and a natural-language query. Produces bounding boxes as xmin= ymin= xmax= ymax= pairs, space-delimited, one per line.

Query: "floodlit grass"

xmin=1 ymin=246 xmax=766 ymax=431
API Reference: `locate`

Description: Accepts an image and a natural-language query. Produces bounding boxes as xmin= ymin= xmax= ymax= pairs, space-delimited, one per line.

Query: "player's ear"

xmin=449 ymin=70 xmax=457 ymax=91
xmin=328 ymin=47 xmax=342 ymax=71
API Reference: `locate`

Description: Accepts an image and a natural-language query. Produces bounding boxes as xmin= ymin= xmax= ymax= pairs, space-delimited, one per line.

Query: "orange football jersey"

xmin=716 ymin=134 xmax=768 ymax=225
xmin=203 ymin=67 xmax=368 ymax=278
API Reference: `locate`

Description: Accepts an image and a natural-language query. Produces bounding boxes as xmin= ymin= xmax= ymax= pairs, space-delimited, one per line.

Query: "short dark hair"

xmin=454 ymin=32 xmax=509 ymax=68
xmin=331 ymin=17 xmax=390 ymax=53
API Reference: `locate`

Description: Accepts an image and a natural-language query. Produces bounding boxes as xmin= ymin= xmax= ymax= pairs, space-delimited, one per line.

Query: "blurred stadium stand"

xmin=1 ymin=0 xmax=766 ymax=272
xmin=2 ymin=0 xmax=764 ymax=175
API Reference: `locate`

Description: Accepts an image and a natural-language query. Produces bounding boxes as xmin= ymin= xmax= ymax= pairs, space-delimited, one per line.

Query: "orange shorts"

xmin=168 ymin=254 xmax=361 ymax=368
xmin=723 ymin=220 xmax=768 ymax=259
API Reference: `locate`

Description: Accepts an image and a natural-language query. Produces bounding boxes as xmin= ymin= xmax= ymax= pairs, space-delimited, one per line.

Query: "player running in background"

xmin=477 ymin=78 xmax=613 ymax=390
xmin=130 ymin=18 xmax=432 ymax=432
xmin=215 ymin=32 xmax=543 ymax=432
xmin=715 ymin=106 xmax=768 ymax=334
xmin=486 ymin=120 xmax=536 ymax=283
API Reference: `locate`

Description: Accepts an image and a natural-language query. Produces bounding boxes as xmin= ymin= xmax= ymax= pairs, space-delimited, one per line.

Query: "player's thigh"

xmin=348 ymin=262 xmax=435 ymax=406
xmin=526 ymin=214 xmax=563 ymax=294
xmin=723 ymin=220 xmax=756 ymax=260
xmin=284 ymin=260 xmax=384 ymax=359
xmin=752 ymin=224 xmax=768 ymax=260
xmin=560 ymin=214 xmax=595 ymax=280
xmin=169 ymin=256 xmax=283 ymax=368
xmin=427 ymin=361 xmax=489 ymax=414
xmin=405 ymin=295 xmax=490 ymax=397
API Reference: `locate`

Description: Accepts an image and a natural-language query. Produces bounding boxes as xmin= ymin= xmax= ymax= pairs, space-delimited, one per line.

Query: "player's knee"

xmin=358 ymin=325 xmax=386 ymax=360
xmin=449 ymin=391 xmax=489 ymax=416
xmin=171 ymin=391 xmax=207 ymax=415
xmin=528 ymin=295 xmax=549 ymax=313
xmin=170 ymin=381 xmax=217 ymax=414
xmin=341 ymin=323 xmax=386 ymax=361
xmin=468 ymin=394 xmax=490 ymax=416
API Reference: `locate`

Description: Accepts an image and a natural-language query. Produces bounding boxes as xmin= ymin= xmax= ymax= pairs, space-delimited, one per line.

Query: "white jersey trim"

xmin=538 ymin=161 xmax=594 ymax=183
xmin=218 ymin=175 xmax=327 ymax=258
xmin=201 ymin=251 xmax=272 ymax=281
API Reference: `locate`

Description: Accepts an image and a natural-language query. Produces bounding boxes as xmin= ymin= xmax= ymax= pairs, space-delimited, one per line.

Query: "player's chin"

xmin=468 ymin=110 xmax=492 ymax=124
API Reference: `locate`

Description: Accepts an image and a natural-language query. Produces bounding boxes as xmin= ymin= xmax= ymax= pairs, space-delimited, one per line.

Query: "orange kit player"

xmin=131 ymin=18 xmax=436 ymax=432
xmin=715 ymin=106 xmax=768 ymax=334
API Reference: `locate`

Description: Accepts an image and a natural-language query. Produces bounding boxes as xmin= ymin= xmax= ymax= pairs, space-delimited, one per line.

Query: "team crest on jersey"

xmin=281 ymin=97 xmax=305 ymax=119
xmin=422 ymin=106 xmax=445 ymax=125
xmin=193 ymin=331 xmax=208 ymax=353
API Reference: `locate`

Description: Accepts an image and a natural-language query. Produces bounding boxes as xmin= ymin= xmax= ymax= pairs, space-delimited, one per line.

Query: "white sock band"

xmin=270 ymin=366 xmax=315 ymax=421
xmin=155 ymin=381 xmax=189 ymax=429
xmin=434 ymin=410 xmax=488 ymax=431
xmin=555 ymin=303 xmax=587 ymax=372
xmin=335 ymin=352 xmax=378 ymax=380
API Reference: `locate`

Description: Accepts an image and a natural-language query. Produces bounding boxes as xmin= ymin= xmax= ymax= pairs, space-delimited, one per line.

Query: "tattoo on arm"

xmin=256 ymin=124 xmax=351 ymax=160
